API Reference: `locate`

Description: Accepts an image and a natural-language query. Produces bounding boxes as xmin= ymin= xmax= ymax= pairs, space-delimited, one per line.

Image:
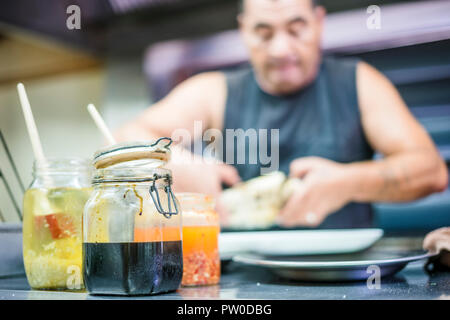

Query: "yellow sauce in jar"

xmin=23 ymin=187 xmax=91 ymax=290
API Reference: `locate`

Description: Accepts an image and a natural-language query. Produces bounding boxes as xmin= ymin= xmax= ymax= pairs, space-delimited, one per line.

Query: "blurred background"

xmin=0 ymin=0 xmax=449 ymax=231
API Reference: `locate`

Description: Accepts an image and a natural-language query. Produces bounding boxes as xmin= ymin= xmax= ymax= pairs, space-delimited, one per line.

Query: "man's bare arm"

xmin=114 ymin=72 xmax=227 ymax=143
xmin=278 ymin=62 xmax=447 ymax=228
xmin=113 ymin=72 xmax=240 ymax=197
xmin=346 ymin=62 xmax=448 ymax=202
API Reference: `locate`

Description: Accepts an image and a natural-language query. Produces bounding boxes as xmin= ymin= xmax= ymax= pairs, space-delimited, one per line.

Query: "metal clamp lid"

xmin=149 ymin=172 xmax=179 ymax=219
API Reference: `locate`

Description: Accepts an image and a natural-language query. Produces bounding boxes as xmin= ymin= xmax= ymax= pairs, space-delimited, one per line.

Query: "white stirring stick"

xmin=17 ymin=83 xmax=47 ymax=167
xmin=17 ymin=83 xmax=55 ymax=216
xmin=87 ymin=103 xmax=116 ymax=145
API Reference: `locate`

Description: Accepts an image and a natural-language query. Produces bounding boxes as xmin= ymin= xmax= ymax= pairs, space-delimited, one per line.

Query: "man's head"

xmin=238 ymin=0 xmax=326 ymax=95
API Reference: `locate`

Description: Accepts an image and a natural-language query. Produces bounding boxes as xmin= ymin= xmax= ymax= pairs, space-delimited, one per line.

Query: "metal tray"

xmin=233 ymin=249 xmax=435 ymax=282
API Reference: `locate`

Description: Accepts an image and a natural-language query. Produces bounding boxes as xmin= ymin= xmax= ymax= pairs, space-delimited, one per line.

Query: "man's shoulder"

xmin=189 ymin=65 xmax=252 ymax=86
xmin=165 ymin=71 xmax=227 ymax=107
xmin=187 ymin=71 xmax=226 ymax=85
xmin=176 ymin=71 xmax=227 ymax=98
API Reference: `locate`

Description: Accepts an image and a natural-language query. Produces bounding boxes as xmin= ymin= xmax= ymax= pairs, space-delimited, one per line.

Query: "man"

xmin=115 ymin=0 xmax=448 ymax=228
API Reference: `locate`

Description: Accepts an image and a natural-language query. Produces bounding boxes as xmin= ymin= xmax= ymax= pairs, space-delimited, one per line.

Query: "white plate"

xmin=219 ymin=229 xmax=384 ymax=259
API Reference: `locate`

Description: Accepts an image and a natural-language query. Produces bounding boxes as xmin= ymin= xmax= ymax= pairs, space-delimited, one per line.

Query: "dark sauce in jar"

xmin=83 ymin=241 xmax=183 ymax=295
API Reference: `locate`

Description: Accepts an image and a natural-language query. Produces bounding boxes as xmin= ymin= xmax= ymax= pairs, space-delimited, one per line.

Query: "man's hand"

xmin=168 ymin=154 xmax=240 ymax=226
xmin=169 ymin=155 xmax=241 ymax=197
xmin=277 ymin=157 xmax=352 ymax=227
xmin=423 ymin=227 xmax=450 ymax=269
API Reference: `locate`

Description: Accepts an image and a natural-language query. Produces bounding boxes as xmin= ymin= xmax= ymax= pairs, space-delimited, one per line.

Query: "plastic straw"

xmin=17 ymin=83 xmax=47 ymax=166
xmin=87 ymin=103 xmax=116 ymax=145
xmin=17 ymin=82 xmax=55 ymax=197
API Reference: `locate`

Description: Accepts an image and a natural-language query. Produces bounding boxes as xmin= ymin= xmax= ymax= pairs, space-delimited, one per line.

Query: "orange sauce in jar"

xmin=177 ymin=193 xmax=221 ymax=287
xmin=182 ymin=224 xmax=220 ymax=286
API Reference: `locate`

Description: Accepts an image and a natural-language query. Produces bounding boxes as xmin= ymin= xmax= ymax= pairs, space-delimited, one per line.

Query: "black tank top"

xmin=222 ymin=57 xmax=375 ymax=228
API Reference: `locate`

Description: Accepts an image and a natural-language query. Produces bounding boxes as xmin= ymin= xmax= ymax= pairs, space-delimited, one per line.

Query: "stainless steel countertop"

xmin=0 ymin=261 xmax=449 ymax=300
xmin=0 ymin=237 xmax=449 ymax=300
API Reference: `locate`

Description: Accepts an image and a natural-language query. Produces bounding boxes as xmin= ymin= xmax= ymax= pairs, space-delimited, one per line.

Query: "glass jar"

xmin=178 ymin=193 xmax=220 ymax=286
xmin=83 ymin=139 xmax=183 ymax=296
xmin=22 ymin=158 xmax=91 ymax=290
